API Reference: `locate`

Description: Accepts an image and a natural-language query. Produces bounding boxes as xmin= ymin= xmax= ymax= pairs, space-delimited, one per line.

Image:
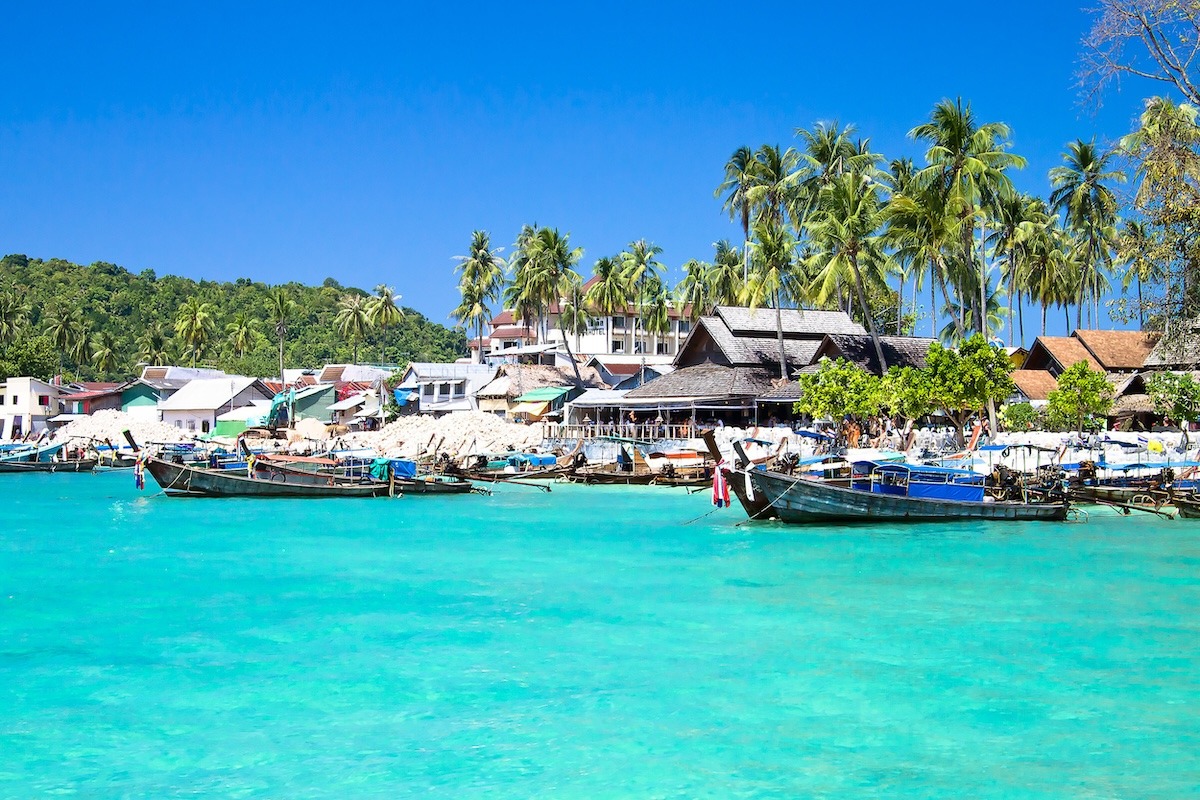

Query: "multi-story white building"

xmin=0 ymin=377 xmax=66 ymax=439
xmin=468 ymin=278 xmax=693 ymax=367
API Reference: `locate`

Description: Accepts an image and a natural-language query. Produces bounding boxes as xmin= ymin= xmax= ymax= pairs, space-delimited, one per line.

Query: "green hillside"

xmin=0 ymin=254 xmax=466 ymax=381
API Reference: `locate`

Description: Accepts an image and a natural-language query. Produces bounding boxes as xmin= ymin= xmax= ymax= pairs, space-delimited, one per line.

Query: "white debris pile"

xmin=348 ymin=411 xmax=544 ymax=457
xmin=54 ymin=410 xmax=196 ymax=448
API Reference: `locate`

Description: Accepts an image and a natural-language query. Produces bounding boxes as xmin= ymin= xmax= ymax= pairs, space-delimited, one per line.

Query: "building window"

xmin=611 ymin=339 xmax=625 ymax=353
xmin=586 ymin=318 xmax=605 ymax=333
xmin=174 ymin=420 xmax=182 ymax=428
xmin=37 ymin=395 xmax=50 ymax=406
xmin=0 ymin=396 xmax=4 ymax=405
xmin=612 ymin=316 xmax=626 ymax=331
xmin=201 ymin=421 xmax=210 ymax=433
xmin=423 ymin=383 xmax=435 ymax=397
xmin=656 ymin=342 xmax=671 ymax=355
xmin=678 ymin=320 xmax=691 ymax=334
xmin=186 ymin=420 xmax=196 ymax=431
xmin=503 ymin=340 xmax=517 ymax=349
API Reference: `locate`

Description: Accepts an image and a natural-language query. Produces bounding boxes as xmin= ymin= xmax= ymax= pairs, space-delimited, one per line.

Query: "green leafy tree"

xmin=1146 ymin=371 xmax=1200 ymax=426
xmin=1047 ymin=360 xmax=1114 ymax=434
xmin=793 ymin=358 xmax=883 ymax=421
xmin=999 ymin=401 xmax=1042 ymax=432
xmin=881 ymin=366 xmax=934 ymax=426
xmin=136 ymin=321 xmax=173 ymax=367
xmin=745 ymin=218 xmax=797 ymax=376
xmin=923 ymin=334 xmax=1015 ymax=445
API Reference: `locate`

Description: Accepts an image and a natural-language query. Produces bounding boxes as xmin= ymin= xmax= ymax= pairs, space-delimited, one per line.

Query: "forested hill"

xmin=0 ymin=254 xmax=467 ymax=382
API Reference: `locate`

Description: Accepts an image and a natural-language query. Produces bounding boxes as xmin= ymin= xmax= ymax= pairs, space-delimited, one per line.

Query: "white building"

xmin=396 ymin=363 xmax=497 ymax=415
xmin=157 ymin=377 xmax=272 ymax=435
xmin=0 ymin=377 xmax=65 ymax=439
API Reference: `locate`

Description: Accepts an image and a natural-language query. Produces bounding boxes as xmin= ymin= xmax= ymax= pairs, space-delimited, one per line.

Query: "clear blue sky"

xmin=0 ymin=1 xmax=1156 ymax=339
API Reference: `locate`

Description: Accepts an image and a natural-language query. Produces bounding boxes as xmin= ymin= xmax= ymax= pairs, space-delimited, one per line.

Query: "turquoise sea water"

xmin=2 ymin=472 xmax=1198 ymax=798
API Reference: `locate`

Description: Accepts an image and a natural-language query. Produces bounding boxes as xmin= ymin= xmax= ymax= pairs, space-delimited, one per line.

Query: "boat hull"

xmin=145 ymin=457 xmax=390 ymax=498
xmin=749 ymin=470 xmax=1069 ymax=523
xmin=0 ymin=458 xmax=97 ymax=473
xmin=1175 ymin=495 xmax=1200 ymax=519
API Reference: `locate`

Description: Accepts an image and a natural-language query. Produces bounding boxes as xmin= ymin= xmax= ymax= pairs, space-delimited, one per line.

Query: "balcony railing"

xmin=542 ymin=422 xmax=697 ymax=441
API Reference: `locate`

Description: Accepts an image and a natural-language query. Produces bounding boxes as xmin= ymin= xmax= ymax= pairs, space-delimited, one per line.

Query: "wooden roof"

xmin=623 ymin=364 xmax=776 ymax=401
xmin=1023 ymin=336 xmax=1102 ymax=373
xmin=809 ymin=335 xmax=936 ymax=376
xmin=1073 ymin=329 xmax=1161 ymax=371
xmin=1010 ymin=369 xmax=1058 ymax=402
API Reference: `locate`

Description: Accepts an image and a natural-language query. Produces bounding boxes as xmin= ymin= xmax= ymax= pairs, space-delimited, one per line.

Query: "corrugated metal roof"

xmin=158 ymin=377 xmax=260 ymax=410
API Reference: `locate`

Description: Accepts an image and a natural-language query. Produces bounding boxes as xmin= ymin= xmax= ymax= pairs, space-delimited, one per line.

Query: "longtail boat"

xmin=254 ymin=454 xmax=480 ymax=495
xmin=0 ymin=457 xmax=98 ymax=473
xmin=748 ymin=460 xmax=1069 ymax=523
xmin=565 ymin=445 xmax=657 ymax=485
xmin=1174 ymin=493 xmax=1200 ymax=519
xmin=143 ymin=455 xmax=391 ymax=497
xmin=0 ymin=440 xmax=61 ymax=464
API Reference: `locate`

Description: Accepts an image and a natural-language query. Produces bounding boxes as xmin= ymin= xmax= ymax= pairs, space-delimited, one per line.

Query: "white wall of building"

xmin=0 ymin=378 xmax=63 ymax=439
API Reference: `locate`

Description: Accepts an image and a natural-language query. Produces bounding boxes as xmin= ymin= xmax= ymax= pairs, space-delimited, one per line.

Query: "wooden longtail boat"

xmin=0 ymin=457 xmax=98 ymax=473
xmin=144 ymin=456 xmax=391 ymax=498
xmin=1174 ymin=494 xmax=1200 ymax=519
xmin=748 ymin=461 xmax=1069 ymax=523
xmin=565 ymin=445 xmax=657 ymax=485
xmin=0 ymin=441 xmax=62 ymax=464
xmin=253 ymin=455 xmax=479 ymax=495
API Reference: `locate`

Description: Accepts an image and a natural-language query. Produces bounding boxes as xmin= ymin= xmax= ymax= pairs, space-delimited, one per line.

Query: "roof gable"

xmin=1010 ymin=369 xmax=1058 ymax=402
xmin=811 ymin=335 xmax=935 ymax=376
xmin=1072 ymin=329 xmax=1161 ymax=371
xmin=1023 ymin=337 xmax=1101 ymax=374
xmin=713 ymin=306 xmax=866 ymax=338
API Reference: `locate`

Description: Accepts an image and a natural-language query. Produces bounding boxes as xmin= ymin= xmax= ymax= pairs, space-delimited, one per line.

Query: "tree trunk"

xmin=1041 ymin=303 xmax=1047 ymax=337
xmin=897 ymin=273 xmax=905 ymax=336
xmin=1137 ymin=274 xmax=1145 ymax=328
xmin=560 ymin=322 xmax=585 ymax=388
xmin=775 ymin=289 xmax=787 ymax=379
xmin=1007 ymin=244 xmax=1016 ymax=346
xmin=930 ymin=261 xmax=937 ymax=338
xmin=849 ymin=254 xmax=888 ymax=373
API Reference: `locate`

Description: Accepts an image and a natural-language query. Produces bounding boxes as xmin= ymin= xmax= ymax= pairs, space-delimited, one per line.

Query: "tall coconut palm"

xmin=745 ymin=218 xmax=798 ymax=376
xmin=91 ymin=330 xmax=119 ymax=375
xmin=47 ymin=304 xmax=85 ymax=374
xmin=643 ymin=276 xmax=674 ymax=361
xmin=885 ymin=183 xmax=962 ymax=339
xmin=0 ymin=290 xmax=29 ymax=347
xmin=136 ymin=321 xmax=172 ymax=366
xmin=335 ymin=294 xmax=371 ymax=364
xmin=706 ymin=240 xmax=744 ymax=307
xmin=807 ymin=172 xmax=890 ymax=370
xmin=619 ymin=239 xmax=664 ymax=367
xmin=267 ymin=288 xmax=297 ymax=386
xmin=1116 ymin=219 xmax=1165 ymax=327
xmin=225 ymin=311 xmax=261 ymax=359
xmin=452 ymin=230 xmax=507 ymax=362
xmin=988 ymin=191 xmax=1041 ymax=345
xmin=585 ymin=255 xmax=632 ymax=351
xmin=746 ymin=144 xmax=800 ymax=227
xmin=716 ymin=146 xmax=757 ymax=279
xmin=791 ymin=122 xmax=879 ymax=228
xmin=365 ymin=285 xmax=403 ymax=362
xmin=174 ymin=297 xmax=215 ymax=367
xmin=523 ymin=227 xmax=586 ymax=384
xmin=675 ymin=259 xmax=712 ymax=322
xmin=909 ymin=97 xmax=1026 ymax=336
xmin=1049 ymin=139 xmax=1124 ymax=328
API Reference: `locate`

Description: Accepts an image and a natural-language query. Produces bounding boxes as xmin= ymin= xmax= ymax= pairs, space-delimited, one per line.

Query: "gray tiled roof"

xmin=683 ymin=316 xmax=823 ymax=369
xmin=715 ymin=306 xmax=866 ymax=337
xmin=623 ymin=364 xmax=777 ymax=401
xmin=812 ymin=335 xmax=936 ymax=376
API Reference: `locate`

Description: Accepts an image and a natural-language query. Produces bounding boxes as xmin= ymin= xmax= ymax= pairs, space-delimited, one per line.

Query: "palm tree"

xmin=988 ymin=191 xmax=1040 ymax=345
xmin=365 ymin=285 xmax=403 ymax=362
xmin=1116 ymin=220 xmax=1165 ymax=327
xmin=620 ymin=239 xmax=663 ymax=366
xmin=557 ymin=273 xmax=592 ymax=355
xmin=706 ymin=240 xmax=745 ymax=308
xmin=909 ymin=97 xmax=1026 ymax=336
xmin=585 ymin=255 xmax=632 ymax=352
xmin=1049 ymin=139 xmax=1124 ymax=328
xmin=91 ymin=330 xmax=119 ymax=375
xmin=519 ymin=227 xmax=586 ymax=384
xmin=267 ymin=287 xmax=297 ymax=386
xmin=452 ymin=230 xmax=506 ymax=362
xmin=136 ymin=321 xmax=172 ymax=366
xmin=174 ymin=297 xmax=215 ymax=367
xmin=791 ymin=122 xmax=879 ymax=227
xmin=746 ymin=144 xmax=800 ymax=227
xmin=335 ymin=294 xmax=371 ymax=364
xmin=47 ymin=304 xmax=85 ymax=372
xmin=675 ymin=259 xmax=712 ymax=322
xmin=0 ymin=290 xmax=30 ymax=347
xmin=225 ymin=311 xmax=261 ymax=359
xmin=745 ymin=219 xmax=798 ymax=376
xmin=807 ymin=172 xmax=890 ymax=370
xmin=716 ymin=146 xmax=757 ymax=279
xmin=643 ymin=277 xmax=674 ymax=362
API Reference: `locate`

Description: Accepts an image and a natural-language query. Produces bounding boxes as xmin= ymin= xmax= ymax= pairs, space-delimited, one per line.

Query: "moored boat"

xmin=143 ymin=455 xmax=391 ymax=497
xmin=748 ymin=460 xmax=1069 ymax=523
